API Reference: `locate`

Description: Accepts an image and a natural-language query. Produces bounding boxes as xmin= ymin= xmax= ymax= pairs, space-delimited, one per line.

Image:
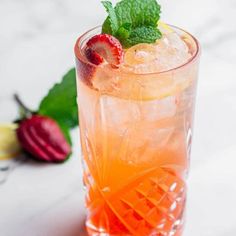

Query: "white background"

xmin=0 ymin=0 xmax=236 ymax=235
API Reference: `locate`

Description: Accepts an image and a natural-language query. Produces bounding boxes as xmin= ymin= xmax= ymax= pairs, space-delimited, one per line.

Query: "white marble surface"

xmin=0 ymin=0 xmax=236 ymax=235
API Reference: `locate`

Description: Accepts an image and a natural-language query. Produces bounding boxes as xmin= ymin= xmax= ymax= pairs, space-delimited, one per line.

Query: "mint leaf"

xmin=102 ymin=18 xmax=113 ymax=35
xmin=102 ymin=1 xmax=119 ymax=35
xmin=125 ymin=26 xmax=162 ymax=47
xmin=115 ymin=0 xmax=161 ymax=28
xmin=116 ymin=23 xmax=132 ymax=40
xmin=102 ymin=0 xmax=162 ymax=47
xmin=38 ymin=68 xmax=78 ymax=130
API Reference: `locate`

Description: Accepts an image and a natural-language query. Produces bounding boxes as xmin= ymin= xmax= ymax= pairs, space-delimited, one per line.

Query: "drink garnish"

xmin=85 ymin=34 xmax=124 ymax=66
xmin=85 ymin=48 xmax=104 ymax=65
xmin=101 ymin=0 xmax=162 ymax=48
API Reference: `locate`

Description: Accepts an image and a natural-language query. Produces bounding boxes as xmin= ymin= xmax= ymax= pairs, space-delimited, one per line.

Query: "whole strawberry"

xmin=14 ymin=89 xmax=71 ymax=162
xmin=17 ymin=115 xmax=71 ymax=162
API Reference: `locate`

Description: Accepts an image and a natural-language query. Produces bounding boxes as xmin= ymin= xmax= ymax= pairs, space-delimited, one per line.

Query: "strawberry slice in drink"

xmin=85 ymin=48 xmax=104 ymax=66
xmin=86 ymin=34 xmax=124 ymax=66
xmin=75 ymin=33 xmax=124 ymax=87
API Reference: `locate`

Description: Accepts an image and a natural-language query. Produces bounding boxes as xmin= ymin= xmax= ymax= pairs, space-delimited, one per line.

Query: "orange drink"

xmin=75 ymin=25 xmax=200 ymax=236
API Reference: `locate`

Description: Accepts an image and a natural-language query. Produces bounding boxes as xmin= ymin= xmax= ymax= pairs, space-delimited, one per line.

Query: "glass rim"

xmin=74 ymin=24 xmax=201 ymax=76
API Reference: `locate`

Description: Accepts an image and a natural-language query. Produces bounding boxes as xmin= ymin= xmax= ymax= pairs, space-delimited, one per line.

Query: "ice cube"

xmin=124 ymin=43 xmax=157 ymax=66
xmin=123 ymin=32 xmax=191 ymax=74
xmin=140 ymin=96 xmax=177 ymax=121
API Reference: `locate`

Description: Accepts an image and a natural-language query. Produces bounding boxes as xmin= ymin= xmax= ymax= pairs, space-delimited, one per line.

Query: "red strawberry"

xmin=17 ymin=115 xmax=71 ymax=162
xmin=85 ymin=34 xmax=124 ymax=66
xmin=85 ymin=48 xmax=104 ymax=65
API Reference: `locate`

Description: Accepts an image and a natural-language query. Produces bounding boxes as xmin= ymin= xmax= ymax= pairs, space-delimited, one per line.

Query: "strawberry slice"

xmin=85 ymin=34 xmax=124 ymax=66
xmin=85 ymin=48 xmax=104 ymax=65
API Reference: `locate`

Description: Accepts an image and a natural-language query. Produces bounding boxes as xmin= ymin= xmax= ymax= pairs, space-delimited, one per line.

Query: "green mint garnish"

xmin=38 ymin=68 xmax=78 ymax=143
xmin=102 ymin=0 xmax=162 ymax=48
xmin=102 ymin=1 xmax=119 ymax=35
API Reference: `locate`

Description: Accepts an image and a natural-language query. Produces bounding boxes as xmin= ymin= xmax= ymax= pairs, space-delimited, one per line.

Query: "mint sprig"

xmin=38 ymin=68 xmax=78 ymax=143
xmin=102 ymin=0 xmax=162 ymax=48
xmin=102 ymin=1 xmax=119 ymax=34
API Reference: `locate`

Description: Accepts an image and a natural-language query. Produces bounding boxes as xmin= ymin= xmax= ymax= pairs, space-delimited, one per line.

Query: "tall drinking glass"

xmin=74 ymin=26 xmax=200 ymax=236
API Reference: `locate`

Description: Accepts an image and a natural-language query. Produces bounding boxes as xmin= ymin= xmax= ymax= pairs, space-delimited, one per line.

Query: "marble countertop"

xmin=0 ymin=0 xmax=236 ymax=235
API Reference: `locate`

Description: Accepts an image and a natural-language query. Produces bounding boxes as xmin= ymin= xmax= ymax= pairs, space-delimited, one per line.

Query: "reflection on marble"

xmin=0 ymin=0 xmax=236 ymax=235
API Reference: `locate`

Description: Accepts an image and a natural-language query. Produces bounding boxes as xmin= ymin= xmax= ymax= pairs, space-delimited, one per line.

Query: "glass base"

xmin=86 ymin=221 xmax=184 ymax=236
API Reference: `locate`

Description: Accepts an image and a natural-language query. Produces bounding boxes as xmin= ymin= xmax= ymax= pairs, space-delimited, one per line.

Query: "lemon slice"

xmin=158 ymin=21 xmax=174 ymax=33
xmin=0 ymin=124 xmax=21 ymax=160
xmin=124 ymin=43 xmax=157 ymax=66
